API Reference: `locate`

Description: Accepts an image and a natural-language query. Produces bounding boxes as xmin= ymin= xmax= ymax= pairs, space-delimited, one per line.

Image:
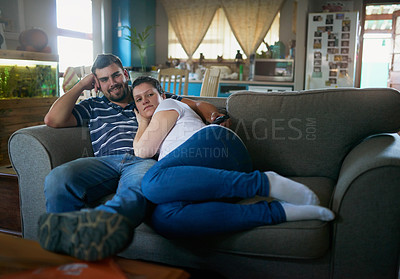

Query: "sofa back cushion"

xmin=227 ymin=88 xmax=400 ymax=180
xmin=187 ymin=96 xmax=227 ymax=114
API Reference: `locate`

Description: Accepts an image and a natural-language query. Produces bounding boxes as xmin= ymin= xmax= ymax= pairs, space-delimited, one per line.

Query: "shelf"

xmin=0 ymin=49 xmax=58 ymax=62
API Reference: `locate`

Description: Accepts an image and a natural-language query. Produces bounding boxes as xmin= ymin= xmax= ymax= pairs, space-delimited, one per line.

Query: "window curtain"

xmin=221 ymin=0 xmax=284 ymax=57
xmin=161 ymin=0 xmax=220 ymax=59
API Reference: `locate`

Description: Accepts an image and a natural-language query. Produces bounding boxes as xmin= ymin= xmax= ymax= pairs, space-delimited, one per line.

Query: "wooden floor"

xmin=0 ymin=165 xmax=21 ymax=236
xmin=0 ymin=233 xmax=191 ymax=279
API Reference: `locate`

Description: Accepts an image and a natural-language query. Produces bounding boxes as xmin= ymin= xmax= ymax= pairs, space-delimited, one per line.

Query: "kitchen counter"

xmin=189 ymin=79 xmax=294 ymax=86
xmin=182 ymin=79 xmax=294 ymax=97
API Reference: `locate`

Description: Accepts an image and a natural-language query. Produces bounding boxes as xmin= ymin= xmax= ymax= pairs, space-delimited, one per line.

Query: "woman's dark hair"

xmin=91 ymin=54 xmax=124 ymax=75
xmin=131 ymin=76 xmax=165 ymax=95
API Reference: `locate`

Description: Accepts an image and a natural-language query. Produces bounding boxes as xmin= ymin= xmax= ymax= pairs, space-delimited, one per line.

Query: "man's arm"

xmin=181 ymin=98 xmax=230 ymax=127
xmin=44 ymin=74 xmax=96 ymax=128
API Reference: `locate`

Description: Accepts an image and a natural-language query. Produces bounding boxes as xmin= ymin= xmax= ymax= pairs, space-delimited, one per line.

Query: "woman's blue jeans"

xmin=44 ymin=153 xmax=156 ymax=227
xmin=141 ymin=126 xmax=286 ymax=238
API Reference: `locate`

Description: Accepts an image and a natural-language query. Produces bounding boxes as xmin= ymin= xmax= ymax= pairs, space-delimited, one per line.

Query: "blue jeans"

xmin=44 ymin=153 xmax=156 ymax=227
xmin=141 ymin=126 xmax=285 ymax=238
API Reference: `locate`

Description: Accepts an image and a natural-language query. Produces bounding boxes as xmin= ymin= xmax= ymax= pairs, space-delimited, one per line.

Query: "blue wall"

xmin=112 ymin=0 xmax=156 ymax=69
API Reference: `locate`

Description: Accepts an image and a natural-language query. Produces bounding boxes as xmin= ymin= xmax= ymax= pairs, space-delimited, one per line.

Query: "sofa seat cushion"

xmin=131 ymin=176 xmax=335 ymax=260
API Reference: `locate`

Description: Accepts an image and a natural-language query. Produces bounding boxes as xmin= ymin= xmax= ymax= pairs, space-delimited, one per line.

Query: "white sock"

xmin=281 ymin=202 xmax=335 ymax=222
xmin=264 ymin=171 xmax=320 ymax=205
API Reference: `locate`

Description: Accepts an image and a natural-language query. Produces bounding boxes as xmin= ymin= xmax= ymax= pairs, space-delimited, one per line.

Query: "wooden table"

xmin=0 ymin=233 xmax=190 ymax=278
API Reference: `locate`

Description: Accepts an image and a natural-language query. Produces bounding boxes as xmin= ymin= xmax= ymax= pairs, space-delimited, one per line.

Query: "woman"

xmin=132 ymin=76 xmax=334 ymax=238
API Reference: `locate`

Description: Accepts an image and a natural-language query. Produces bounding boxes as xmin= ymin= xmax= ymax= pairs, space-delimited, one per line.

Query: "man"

xmin=38 ymin=54 xmax=228 ymax=261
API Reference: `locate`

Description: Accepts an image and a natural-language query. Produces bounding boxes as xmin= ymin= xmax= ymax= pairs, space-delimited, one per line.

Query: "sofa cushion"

xmin=127 ymin=176 xmax=335 ymax=260
xmin=227 ymin=88 xmax=400 ymax=180
xmin=203 ymin=176 xmax=335 ymax=259
xmin=187 ymin=95 xmax=227 ymax=115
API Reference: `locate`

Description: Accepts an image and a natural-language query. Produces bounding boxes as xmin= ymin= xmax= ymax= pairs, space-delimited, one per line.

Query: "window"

xmin=364 ymin=4 xmax=400 ymax=33
xmin=56 ymin=0 xmax=93 ymax=74
xmin=168 ymin=8 xmax=280 ymax=60
xmin=255 ymin=12 xmax=280 ymax=55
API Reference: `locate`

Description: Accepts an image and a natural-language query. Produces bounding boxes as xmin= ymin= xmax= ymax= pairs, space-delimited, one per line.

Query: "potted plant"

xmin=122 ymin=24 xmax=156 ymax=73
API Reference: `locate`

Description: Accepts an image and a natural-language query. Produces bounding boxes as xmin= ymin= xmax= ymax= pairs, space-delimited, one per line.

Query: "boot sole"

xmin=38 ymin=210 xmax=134 ymax=261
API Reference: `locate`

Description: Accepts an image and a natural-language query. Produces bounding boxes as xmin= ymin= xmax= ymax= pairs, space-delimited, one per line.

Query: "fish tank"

xmin=0 ymin=50 xmax=59 ymax=99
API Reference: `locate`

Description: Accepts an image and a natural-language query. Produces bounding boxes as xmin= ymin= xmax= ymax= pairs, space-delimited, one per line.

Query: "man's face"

xmin=94 ymin=63 xmax=130 ymax=103
xmin=133 ymin=82 xmax=165 ymax=119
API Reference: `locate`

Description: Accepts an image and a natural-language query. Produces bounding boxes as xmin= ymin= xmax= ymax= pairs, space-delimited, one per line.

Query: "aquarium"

xmin=0 ymin=58 xmax=59 ymax=99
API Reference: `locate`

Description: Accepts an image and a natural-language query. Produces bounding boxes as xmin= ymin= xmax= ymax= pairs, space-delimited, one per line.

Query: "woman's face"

xmin=133 ymin=82 xmax=165 ymax=119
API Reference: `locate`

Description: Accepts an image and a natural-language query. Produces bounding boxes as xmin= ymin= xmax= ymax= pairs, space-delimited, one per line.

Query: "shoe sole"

xmin=38 ymin=211 xmax=134 ymax=261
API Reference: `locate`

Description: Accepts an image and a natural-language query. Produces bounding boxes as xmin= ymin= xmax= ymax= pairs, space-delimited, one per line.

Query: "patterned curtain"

xmin=221 ymin=0 xmax=284 ymax=57
xmin=161 ymin=0 xmax=220 ymax=59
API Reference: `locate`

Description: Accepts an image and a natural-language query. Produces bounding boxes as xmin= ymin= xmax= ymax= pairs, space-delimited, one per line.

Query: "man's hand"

xmin=210 ymin=112 xmax=231 ymax=128
xmin=180 ymin=98 xmax=231 ymax=127
xmin=44 ymin=73 xmax=99 ymax=128
xmin=79 ymin=73 xmax=99 ymax=92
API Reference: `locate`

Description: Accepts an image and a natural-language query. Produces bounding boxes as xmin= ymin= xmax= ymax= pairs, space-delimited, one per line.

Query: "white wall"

xmin=293 ymin=0 xmax=310 ymax=90
xmin=21 ymin=0 xmax=58 ymax=54
xmin=279 ymin=0 xmax=297 ymax=57
xmin=92 ymin=0 xmax=112 ymax=57
xmin=155 ymin=0 xmax=168 ymax=66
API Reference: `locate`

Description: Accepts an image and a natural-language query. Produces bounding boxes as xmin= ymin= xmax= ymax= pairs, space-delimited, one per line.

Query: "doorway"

xmin=360 ymin=3 xmax=400 ymax=88
xmin=360 ymin=33 xmax=392 ymax=87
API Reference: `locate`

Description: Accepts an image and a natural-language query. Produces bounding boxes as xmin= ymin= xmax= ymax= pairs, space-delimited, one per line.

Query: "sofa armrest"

xmin=333 ymin=133 xmax=400 ymax=210
xmin=331 ymin=133 xmax=400 ymax=278
xmin=8 ymin=125 xmax=93 ymax=240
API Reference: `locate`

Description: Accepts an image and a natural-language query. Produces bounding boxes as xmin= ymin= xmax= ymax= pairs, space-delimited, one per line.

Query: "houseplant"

xmin=122 ymin=24 xmax=156 ymax=74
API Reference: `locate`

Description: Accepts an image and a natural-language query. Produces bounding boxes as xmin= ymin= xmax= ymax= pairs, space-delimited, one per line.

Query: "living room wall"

xmin=154 ymin=0 xmax=298 ymax=66
xmin=111 ymin=0 xmax=156 ymax=69
xmin=3 ymin=0 xmax=57 ymax=53
xmin=4 ymin=0 xmax=364 ymax=90
xmin=152 ymin=0 xmax=363 ymax=90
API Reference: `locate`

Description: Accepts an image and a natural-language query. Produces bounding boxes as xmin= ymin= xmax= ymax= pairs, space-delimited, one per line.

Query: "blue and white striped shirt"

xmin=72 ymin=92 xmax=182 ymax=157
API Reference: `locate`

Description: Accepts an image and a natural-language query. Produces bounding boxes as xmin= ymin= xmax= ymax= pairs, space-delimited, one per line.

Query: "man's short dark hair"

xmin=91 ymin=54 xmax=124 ymax=75
xmin=131 ymin=76 xmax=165 ymax=95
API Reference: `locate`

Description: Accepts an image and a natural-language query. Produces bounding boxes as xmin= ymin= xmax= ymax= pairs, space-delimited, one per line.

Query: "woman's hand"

xmin=134 ymin=108 xmax=151 ymax=126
